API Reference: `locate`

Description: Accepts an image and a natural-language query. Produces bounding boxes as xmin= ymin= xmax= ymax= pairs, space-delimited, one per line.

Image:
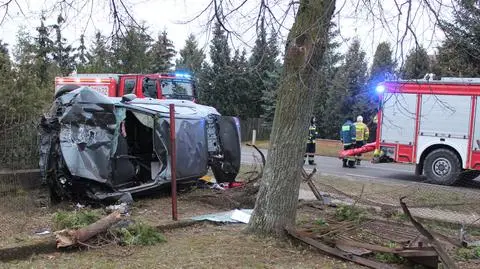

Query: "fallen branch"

xmin=246 ymin=143 xmax=266 ymax=166
xmin=286 ymin=227 xmax=395 ymax=269
xmin=55 ymin=211 xmax=122 ymax=248
xmin=400 ymin=196 xmax=457 ymax=269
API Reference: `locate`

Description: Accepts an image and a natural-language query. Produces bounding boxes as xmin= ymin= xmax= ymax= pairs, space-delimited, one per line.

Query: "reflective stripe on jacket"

xmin=307 ymin=124 xmax=318 ymax=143
xmin=354 ymin=122 xmax=369 ymax=141
xmin=340 ymin=121 xmax=356 ymax=145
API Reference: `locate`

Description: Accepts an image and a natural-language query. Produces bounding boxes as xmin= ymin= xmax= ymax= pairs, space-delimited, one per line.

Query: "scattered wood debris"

xmin=400 ymin=196 xmax=458 ymax=269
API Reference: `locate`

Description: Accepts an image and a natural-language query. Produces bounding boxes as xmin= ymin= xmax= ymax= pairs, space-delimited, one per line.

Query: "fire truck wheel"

xmin=424 ymin=148 xmax=461 ymax=186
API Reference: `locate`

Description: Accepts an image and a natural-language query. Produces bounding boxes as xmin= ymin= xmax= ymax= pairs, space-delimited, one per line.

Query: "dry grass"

xmin=1 ymin=223 xmax=366 ymax=269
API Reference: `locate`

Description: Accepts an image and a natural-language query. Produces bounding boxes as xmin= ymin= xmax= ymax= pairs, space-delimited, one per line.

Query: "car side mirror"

xmin=121 ymin=93 xmax=137 ymax=103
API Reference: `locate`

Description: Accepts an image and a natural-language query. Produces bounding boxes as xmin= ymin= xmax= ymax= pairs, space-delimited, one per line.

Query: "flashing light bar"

xmin=174 ymin=73 xmax=192 ymax=79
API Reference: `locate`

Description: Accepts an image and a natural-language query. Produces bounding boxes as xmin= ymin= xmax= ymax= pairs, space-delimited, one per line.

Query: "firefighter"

xmin=340 ymin=117 xmax=357 ymax=168
xmin=354 ymin=115 xmax=369 ymax=165
xmin=304 ymin=116 xmax=318 ymax=165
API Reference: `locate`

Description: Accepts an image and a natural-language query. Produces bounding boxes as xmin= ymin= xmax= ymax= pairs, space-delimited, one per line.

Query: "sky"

xmin=0 ymin=0 xmax=452 ymax=66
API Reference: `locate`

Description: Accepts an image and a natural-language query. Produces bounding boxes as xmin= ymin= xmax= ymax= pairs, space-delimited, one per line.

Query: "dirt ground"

xmin=0 ymin=192 xmax=366 ymax=269
xmin=2 ymin=165 xmax=480 ymax=268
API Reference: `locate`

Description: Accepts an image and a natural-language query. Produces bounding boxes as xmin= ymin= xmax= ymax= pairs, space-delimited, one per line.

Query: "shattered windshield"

xmin=160 ymin=79 xmax=194 ymax=100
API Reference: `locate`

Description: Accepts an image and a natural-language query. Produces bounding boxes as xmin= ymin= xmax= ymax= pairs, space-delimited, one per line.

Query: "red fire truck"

xmin=364 ymin=76 xmax=480 ymax=185
xmin=54 ymin=72 xmax=197 ymax=101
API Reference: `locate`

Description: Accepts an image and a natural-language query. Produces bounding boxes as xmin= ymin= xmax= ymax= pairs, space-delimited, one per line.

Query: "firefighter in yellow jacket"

xmin=354 ymin=115 xmax=369 ymax=165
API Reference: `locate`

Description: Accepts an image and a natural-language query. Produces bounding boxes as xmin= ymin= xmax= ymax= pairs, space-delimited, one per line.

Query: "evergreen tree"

xmin=260 ymin=27 xmax=282 ymax=125
xmin=112 ymin=23 xmax=152 ymax=73
xmin=5 ymin=29 xmax=48 ymax=115
xmin=228 ymin=48 xmax=256 ymax=117
xmin=0 ymin=41 xmax=14 ymax=116
xmin=402 ymin=46 xmax=430 ymax=79
xmin=198 ymin=22 xmax=231 ymax=114
xmin=175 ymin=34 xmax=205 ymax=75
xmin=370 ymin=42 xmax=395 ymax=81
xmin=75 ymin=34 xmax=90 ymax=72
xmin=149 ymin=30 xmax=176 ymax=73
xmin=52 ymin=15 xmax=75 ymax=76
xmin=362 ymin=41 xmax=396 ymax=141
xmin=34 ymin=15 xmax=54 ymax=86
xmin=437 ymin=1 xmax=480 ymax=76
xmin=85 ymin=31 xmax=112 ymax=73
xmin=248 ymin=20 xmax=270 ymax=119
xmin=314 ymin=22 xmax=343 ymax=138
xmin=322 ymin=39 xmax=368 ymax=139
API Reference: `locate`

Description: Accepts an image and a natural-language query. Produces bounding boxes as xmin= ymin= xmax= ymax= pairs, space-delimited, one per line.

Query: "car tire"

xmin=424 ymin=148 xmax=461 ymax=186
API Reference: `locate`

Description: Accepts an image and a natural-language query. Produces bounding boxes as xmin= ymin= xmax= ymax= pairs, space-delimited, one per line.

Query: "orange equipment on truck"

xmin=360 ymin=76 xmax=480 ymax=186
xmin=54 ymin=72 xmax=197 ymax=101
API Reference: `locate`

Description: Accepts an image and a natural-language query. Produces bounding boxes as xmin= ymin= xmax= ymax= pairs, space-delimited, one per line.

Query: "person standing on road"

xmin=304 ymin=116 xmax=318 ymax=165
xmin=340 ymin=117 xmax=357 ymax=168
xmin=354 ymin=115 xmax=370 ymax=165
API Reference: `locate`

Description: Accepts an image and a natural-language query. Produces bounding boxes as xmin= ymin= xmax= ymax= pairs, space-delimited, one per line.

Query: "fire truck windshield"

xmin=160 ymin=79 xmax=194 ymax=100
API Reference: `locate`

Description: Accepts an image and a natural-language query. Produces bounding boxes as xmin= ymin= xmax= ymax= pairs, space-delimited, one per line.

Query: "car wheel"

xmin=424 ymin=148 xmax=461 ymax=186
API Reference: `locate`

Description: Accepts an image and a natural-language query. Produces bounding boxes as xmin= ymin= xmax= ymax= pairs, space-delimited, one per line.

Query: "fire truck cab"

xmin=54 ymin=72 xmax=196 ymax=101
xmin=375 ymin=76 xmax=480 ymax=185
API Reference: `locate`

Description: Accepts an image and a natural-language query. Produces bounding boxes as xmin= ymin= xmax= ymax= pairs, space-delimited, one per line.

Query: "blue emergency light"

xmin=375 ymin=85 xmax=385 ymax=93
xmin=175 ymin=72 xmax=192 ymax=79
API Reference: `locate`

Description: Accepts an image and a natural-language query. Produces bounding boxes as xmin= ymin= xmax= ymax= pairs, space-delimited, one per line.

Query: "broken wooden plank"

xmin=334 ymin=238 xmax=436 ymax=255
xmin=400 ymin=196 xmax=458 ymax=269
xmin=286 ymin=227 xmax=395 ymax=269
xmin=336 ymin=243 xmax=372 ymax=256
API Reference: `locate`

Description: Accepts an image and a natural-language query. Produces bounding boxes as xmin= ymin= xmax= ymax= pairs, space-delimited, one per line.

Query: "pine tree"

xmin=34 ymin=15 xmax=54 ymax=86
xmin=85 ymin=31 xmax=112 ymax=73
xmin=322 ymin=39 xmax=368 ymax=138
xmin=149 ymin=30 xmax=176 ymax=73
xmin=112 ymin=23 xmax=152 ymax=73
xmin=248 ymin=20 xmax=270 ymax=119
xmin=228 ymin=48 xmax=254 ymax=117
xmin=437 ymin=1 xmax=480 ymax=76
xmin=6 ymin=29 xmax=48 ymax=115
xmin=175 ymin=34 xmax=205 ymax=75
xmin=402 ymin=46 xmax=430 ymax=79
xmin=75 ymin=34 xmax=90 ymax=72
xmin=313 ymin=22 xmax=342 ymax=138
xmin=198 ymin=21 xmax=231 ymax=114
xmin=0 ymin=41 xmax=14 ymax=116
xmin=370 ymin=42 xmax=395 ymax=81
xmin=52 ymin=15 xmax=75 ymax=76
xmin=260 ymin=27 xmax=282 ymax=125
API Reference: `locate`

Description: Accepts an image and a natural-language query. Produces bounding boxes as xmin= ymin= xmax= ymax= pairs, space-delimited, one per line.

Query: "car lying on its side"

xmin=39 ymin=87 xmax=241 ymax=204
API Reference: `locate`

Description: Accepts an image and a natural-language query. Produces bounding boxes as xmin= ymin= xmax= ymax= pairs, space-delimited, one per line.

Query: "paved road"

xmin=241 ymin=146 xmax=422 ymax=185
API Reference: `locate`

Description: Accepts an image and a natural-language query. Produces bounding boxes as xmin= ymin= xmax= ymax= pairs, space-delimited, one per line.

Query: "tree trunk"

xmin=246 ymin=0 xmax=336 ymax=236
xmin=55 ymin=211 xmax=122 ymax=248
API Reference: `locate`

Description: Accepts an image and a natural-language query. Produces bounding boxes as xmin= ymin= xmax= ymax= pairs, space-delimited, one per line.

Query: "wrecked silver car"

xmin=39 ymin=87 xmax=241 ymax=204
